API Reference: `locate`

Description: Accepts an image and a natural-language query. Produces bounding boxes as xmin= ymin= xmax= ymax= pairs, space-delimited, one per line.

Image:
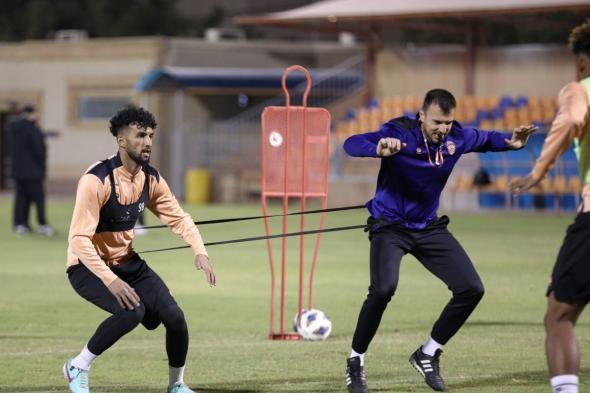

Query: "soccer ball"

xmin=293 ymin=308 xmax=332 ymax=341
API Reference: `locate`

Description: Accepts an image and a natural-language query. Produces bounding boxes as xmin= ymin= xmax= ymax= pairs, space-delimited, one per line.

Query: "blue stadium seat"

xmin=367 ymin=97 xmax=379 ymax=109
xmin=515 ymin=96 xmax=528 ymax=107
xmin=499 ymin=96 xmax=514 ymax=109
xmin=479 ymin=192 xmax=506 ymax=208
xmin=476 ymin=109 xmax=490 ymax=123
xmin=491 ymin=107 xmax=504 ymax=119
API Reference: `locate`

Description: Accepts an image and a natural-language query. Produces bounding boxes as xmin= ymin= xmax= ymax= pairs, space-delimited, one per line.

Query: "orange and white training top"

xmin=67 ymin=153 xmax=207 ymax=287
xmin=530 ymin=79 xmax=590 ymax=211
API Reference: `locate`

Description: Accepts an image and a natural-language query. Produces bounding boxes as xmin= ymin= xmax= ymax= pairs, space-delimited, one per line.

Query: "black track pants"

xmin=351 ymin=217 xmax=484 ymax=353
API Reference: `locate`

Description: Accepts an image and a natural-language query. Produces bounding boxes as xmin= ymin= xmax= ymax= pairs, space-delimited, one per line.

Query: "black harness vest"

xmin=95 ymin=158 xmax=150 ymax=234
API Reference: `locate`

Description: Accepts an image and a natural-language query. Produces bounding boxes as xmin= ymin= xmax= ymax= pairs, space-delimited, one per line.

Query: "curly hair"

xmin=109 ymin=106 xmax=157 ymax=137
xmin=569 ymin=19 xmax=590 ymax=56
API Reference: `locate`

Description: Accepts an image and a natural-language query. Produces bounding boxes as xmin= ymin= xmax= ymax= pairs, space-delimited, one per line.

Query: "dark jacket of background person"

xmin=7 ymin=115 xmax=46 ymax=180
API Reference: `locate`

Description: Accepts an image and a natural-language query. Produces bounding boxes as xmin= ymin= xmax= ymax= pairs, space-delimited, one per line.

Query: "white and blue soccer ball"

xmin=293 ymin=308 xmax=332 ymax=341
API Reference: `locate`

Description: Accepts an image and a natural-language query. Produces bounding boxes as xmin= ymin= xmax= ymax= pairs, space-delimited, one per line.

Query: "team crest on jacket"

xmin=446 ymin=141 xmax=456 ymax=156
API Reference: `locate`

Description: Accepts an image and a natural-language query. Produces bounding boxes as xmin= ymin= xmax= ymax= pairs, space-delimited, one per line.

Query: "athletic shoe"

xmin=409 ymin=347 xmax=446 ymax=391
xmin=38 ymin=224 xmax=55 ymax=237
xmin=14 ymin=225 xmax=30 ymax=235
xmin=345 ymin=356 xmax=368 ymax=393
xmin=167 ymin=383 xmax=196 ymax=393
xmin=63 ymin=358 xmax=90 ymax=393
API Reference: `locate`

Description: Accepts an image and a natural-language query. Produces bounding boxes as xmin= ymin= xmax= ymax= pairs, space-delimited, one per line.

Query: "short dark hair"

xmin=422 ymin=89 xmax=456 ymax=114
xmin=109 ymin=106 xmax=157 ymax=137
xmin=569 ymin=19 xmax=590 ymax=56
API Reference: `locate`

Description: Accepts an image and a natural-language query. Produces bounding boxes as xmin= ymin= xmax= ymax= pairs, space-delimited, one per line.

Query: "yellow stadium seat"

xmin=542 ymin=109 xmax=556 ymax=124
xmin=475 ymin=96 xmax=488 ymax=110
xmin=480 ymin=119 xmax=494 ymax=130
xmin=346 ymin=119 xmax=359 ymax=135
xmin=568 ymin=176 xmax=582 ymax=193
xmin=553 ymin=175 xmax=568 ymax=194
xmin=517 ymin=107 xmax=531 ymax=124
xmin=492 ymin=174 xmax=509 ymax=192
xmin=487 ymin=97 xmax=500 ymax=110
xmin=530 ymin=108 xmax=543 ymax=123
xmin=528 ymin=96 xmax=541 ymax=109
xmin=492 ymin=119 xmax=505 ymax=130
xmin=402 ymin=96 xmax=416 ymax=112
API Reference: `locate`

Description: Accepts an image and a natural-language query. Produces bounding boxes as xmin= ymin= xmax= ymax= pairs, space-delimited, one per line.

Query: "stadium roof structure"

xmin=135 ymin=66 xmax=363 ymax=92
xmin=236 ymin=0 xmax=590 ymax=25
xmin=236 ymin=0 xmax=590 ymax=95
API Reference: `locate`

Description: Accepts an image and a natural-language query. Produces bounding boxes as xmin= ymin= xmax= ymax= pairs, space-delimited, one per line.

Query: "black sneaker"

xmin=409 ymin=347 xmax=446 ymax=391
xmin=345 ymin=356 xmax=368 ymax=393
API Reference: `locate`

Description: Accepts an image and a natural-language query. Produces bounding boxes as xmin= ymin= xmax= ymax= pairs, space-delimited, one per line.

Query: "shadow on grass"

xmin=198 ymin=372 xmax=394 ymax=392
xmin=0 ymin=376 xmax=388 ymax=393
xmin=4 ymin=368 xmax=588 ymax=392
xmin=0 ymin=334 xmax=54 ymax=340
xmin=466 ymin=320 xmax=543 ymax=327
xmin=417 ymin=368 xmax=588 ymax=391
xmin=467 ymin=320 xmax=590 ymax=328
xmin=0 ymin=387 xmax=261 ymax=393
xmin=449 ymin=368 xmax=555 ymax=390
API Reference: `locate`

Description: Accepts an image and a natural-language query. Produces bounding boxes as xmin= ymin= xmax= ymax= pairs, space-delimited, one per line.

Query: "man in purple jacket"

xmin=343 ymin=89 xmax=536 ymax=393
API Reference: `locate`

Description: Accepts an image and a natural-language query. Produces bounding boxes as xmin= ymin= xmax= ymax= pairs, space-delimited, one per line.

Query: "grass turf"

xmin=0 ymin=196 xmax=588 ymax=392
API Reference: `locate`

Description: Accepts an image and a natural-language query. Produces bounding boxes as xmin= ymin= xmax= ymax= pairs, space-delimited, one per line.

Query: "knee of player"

xmin=370 ymin=284 xmax=397 ymax=302
xmin=456 ymin=281 xmax=485 ymax=301
xmin=544 ymin=305 xmax=577 ymax=328
xmin=544 ymin=309 xmax=563 ymax=330
xmin=116 ymin=302 xmax=146 ymax=324
xmin=142 ymin=316 xmax=162 ymax=330
xmin=160 ymin=304 xmax=186 ymax=328
xmin=471 ymin=282 xmax=485 ymax=300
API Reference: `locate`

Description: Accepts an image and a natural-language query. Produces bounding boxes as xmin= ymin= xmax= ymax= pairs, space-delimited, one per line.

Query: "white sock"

xmin=421 ymin=337 xmax=443 ymax=356
xmin=550 ymin=374 xmax=579 ymax=393
xmin=169 ymin=365 xmax=185 ymax=386
xmin=349 ymin=349 xmax=365 ymax=366
xmin=71 ymin=345 xmax=97 ymax=371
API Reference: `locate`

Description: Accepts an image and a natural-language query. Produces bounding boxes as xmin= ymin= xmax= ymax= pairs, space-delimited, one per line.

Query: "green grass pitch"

xmin=0 ymin=196 xmax=588 ymax=392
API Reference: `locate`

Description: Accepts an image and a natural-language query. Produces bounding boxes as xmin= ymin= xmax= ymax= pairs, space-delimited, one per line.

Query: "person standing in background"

xmin=7 ymin=104 xmax=54 ymax=236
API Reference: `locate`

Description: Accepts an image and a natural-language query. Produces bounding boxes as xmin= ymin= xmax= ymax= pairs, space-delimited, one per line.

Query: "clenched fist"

xmin=376 ymin=138 xmax=406 ymax=157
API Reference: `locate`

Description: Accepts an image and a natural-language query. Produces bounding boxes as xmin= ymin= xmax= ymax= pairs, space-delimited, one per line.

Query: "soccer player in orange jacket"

xmin=511 ymin=19 xmax=590 ymax=393
xmin=63 ymin=106 xmax=215 ymax=393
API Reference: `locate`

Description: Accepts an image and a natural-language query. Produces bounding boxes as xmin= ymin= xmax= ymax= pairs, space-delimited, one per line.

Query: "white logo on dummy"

xmin=269 ymin=131 xmax=283 ymax=147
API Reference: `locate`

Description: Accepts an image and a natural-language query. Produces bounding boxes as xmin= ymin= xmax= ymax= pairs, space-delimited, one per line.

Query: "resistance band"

xmin=141 ymin=204 xmax=366 ymax=229
xmin=140 ymin=224 xmax=367 ymax=254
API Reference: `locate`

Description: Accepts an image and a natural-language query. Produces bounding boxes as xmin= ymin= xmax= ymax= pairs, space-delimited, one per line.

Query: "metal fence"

xmin=184 ymin=54 xmax=367 ymax=171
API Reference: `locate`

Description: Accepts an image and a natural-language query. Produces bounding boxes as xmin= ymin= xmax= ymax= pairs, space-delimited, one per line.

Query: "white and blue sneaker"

xmin=167 ymin=382 xmax=196 ymax=393
xmin=63 ymin=358 xmax=90 ymax=393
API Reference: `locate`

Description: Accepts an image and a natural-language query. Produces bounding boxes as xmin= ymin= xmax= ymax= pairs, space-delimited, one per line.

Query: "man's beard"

xmin=128 ymin=149 xmax=150 ymax=166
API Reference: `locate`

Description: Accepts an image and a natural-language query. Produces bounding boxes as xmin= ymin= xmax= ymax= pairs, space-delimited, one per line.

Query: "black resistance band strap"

xmin=140 ymin=224 xmax=367 ymax=254
xmin=141 ymin=204 xmax=366 ymax=229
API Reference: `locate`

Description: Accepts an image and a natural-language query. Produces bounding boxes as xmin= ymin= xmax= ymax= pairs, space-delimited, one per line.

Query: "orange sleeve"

xmin=68 ymin=174 xmax=119 ymax=286
xmin=148 ymin=175 xmax=208 ymax=257
xmin=531 ymin=82 xmax=589 ymax=180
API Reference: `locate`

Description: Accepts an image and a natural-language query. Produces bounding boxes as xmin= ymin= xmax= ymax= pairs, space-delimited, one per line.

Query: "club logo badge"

xmin=446 ymin=141 xmax=456 ymax=156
